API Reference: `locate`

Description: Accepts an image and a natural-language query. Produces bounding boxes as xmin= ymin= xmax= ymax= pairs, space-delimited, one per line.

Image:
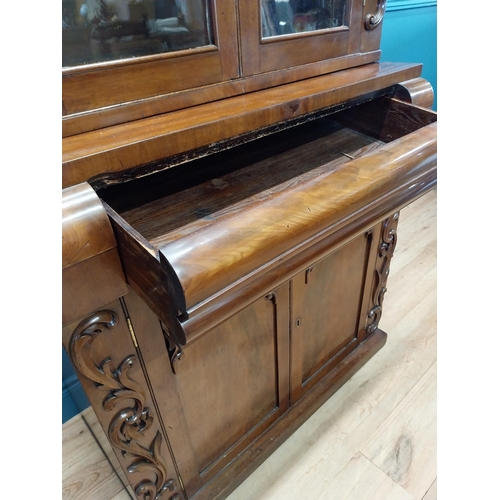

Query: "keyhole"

xmin=305 ymin=266 xmax=314 ymax=284
xmin=296 ymin=319 xmax=301 ymax=327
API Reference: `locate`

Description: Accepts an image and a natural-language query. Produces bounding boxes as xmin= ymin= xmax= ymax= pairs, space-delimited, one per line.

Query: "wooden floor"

xmin=62 ymin=189 xmax=437 ymax=500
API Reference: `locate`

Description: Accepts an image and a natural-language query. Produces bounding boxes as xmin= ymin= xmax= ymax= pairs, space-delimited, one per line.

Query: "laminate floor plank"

xmin=316 ymin=452 xmax=416 ymax=500
xmin=422 ymin=478 xmax=437 ymax=500
xmin=62 ymin=189 xmax=437 ymax=500
xmin=80 ymin=408 xmax=135 ymax=499
xmin=389 ymin=189 xmax=437 ymax=275
xmin=62 ymin=414 xmax=130 ymax=500
xmin=361 ymin=362 xmax=437 ymax=499
xmin=383 ymin=245 xmax=436 ymax=320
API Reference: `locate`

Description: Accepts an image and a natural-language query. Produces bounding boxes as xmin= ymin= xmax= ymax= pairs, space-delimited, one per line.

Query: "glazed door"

xmin=290 ymin=232 xmax=372 ymax=403
xmin=238 ymin=0 xmax=385 ymax=77
xmin=62 ymin=0 xmax=239 ymax=116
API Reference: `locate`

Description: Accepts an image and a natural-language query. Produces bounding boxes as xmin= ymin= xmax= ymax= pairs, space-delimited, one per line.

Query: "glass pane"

xmin=62 ymin=0 xmax=213 ymax=67
xmin=261 ymin=0 xmax=347 ymax=38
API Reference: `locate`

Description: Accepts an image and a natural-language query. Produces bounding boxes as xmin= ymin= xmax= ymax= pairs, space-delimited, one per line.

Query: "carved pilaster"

xmin=366 ymin=213 xmax=399 ymax=335
xmin=69 ymin=310 xmax=181 ymax=500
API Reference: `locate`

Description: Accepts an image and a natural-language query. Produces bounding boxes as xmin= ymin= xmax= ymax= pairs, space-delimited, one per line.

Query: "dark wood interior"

xmin=98 ymin=97 xmax=436 ymax=245
xmin=99 ymin=118 xmax=382 ymax=238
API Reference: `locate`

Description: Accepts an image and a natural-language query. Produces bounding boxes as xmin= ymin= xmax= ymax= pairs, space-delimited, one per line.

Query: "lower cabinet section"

xmin=63 ymin=213 xmax=400 ymax=500
xmin=62 ymin=94 xmax=434 ymax=500
xmin=62 ymin=67 xmax=437 ymax=498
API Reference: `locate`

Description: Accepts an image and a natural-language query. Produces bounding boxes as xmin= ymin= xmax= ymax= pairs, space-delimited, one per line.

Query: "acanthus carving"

xmin=69 ymin=310 xmax=179 ymax=500
xmin=366 ymin=213 xmax=399 ymax=335
xmin=365 ymin=0 xmax=386 ymax=30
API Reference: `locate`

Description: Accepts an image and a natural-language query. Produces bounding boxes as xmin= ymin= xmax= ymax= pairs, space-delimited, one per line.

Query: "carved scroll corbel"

xmin=69 ymin=310 xmax=181 ymax=500
xmin=69 ymin=310 xmax=120 ymax=388
xmin=365 ymin=0 xmax=386 ymax=30
xmin=160 ymin=320 xmax=185 ymax=375
xmin=366 ymin=213 xmax=399 ymax=335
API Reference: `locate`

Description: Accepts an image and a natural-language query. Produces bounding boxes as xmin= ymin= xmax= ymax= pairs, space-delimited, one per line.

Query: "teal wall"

xmin=62 ymin=346 xmax=89 ymax=423
xmin=380 ymin=1 xmax=437 ymax=110
xmin=61 ymin=0 xmax=438 ymax=425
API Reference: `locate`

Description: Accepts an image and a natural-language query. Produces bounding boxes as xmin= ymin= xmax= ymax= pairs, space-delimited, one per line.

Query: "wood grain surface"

xmin=361 ymin=363 xmax=437 ymax=498
xmin=62 ymin=62 xmax=423 ymax=188
xmin=100 ymin=99 xmax=436 ymax=313
xmin=62 ymin=52 xmax=381 ymax=137
xmin=62 ymin=413 xmax=131 ymax=500
xmin=62 ymin=189 xmax=437 ymax=500
xmin=316 ymin=452 xmax=415 ymax=500
xmin=62 ymin=182 xmax=127 ymax=326
xmin=149 ymin=121 xmax=436 ymax=309
xmin=62 ymin=182 xmax=117 ymax=269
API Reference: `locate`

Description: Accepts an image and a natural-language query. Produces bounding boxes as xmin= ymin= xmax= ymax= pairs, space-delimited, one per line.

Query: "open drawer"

xmin=97 ymin=96 xmax=437 ymax=347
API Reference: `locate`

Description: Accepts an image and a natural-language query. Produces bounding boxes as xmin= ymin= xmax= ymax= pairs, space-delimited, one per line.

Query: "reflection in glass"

xmin=261 ymin=0 xmax=347 ymax=38
xmin=62 ymin=0 xmax=213 ymax=67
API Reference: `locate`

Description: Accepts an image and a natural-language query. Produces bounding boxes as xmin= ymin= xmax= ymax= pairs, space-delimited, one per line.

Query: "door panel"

xmin=174 ymin=293 xmax=282 ymax=476
xmin=291 ymin=232 xmax=370 ymax=402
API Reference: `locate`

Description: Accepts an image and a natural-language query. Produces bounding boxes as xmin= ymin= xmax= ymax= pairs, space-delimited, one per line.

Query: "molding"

xmin=63 ymin=374 xmax=85 ymax=397
xmin=62 ymin=375 xmax=90 ymax=417
xmin=365 ymin=0 xmax=387 ymax=30
xmin=386 ymin=0 xmax=437 ymax=12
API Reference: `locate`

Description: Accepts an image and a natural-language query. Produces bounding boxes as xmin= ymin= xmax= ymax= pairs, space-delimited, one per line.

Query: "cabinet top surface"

xmin=62 ymin=61 xmax=422 ymax=188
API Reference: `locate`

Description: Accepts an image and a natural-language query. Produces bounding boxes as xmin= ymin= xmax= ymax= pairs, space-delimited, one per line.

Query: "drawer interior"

xmin=97 ymin=97 xmax=436 ymax=247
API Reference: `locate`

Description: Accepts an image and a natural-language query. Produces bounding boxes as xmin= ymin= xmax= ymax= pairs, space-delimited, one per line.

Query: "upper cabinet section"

xmin=62 ymin=0 xmax=386 ymax=136
xmin=63 ymin=0 xmax=239 ymax=117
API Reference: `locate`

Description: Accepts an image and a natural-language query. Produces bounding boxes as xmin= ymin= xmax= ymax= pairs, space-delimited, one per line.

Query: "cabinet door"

xmin=62 ymin=0 xmax=239 ymax=116
xmin=126 ymin=284 xmax=290 ymax=496
xmin=173 ymin=289 xmax=289 ymax=484
xmin=238 ymin=0 xmax=384 ymax=77
xmin=290 ymin=232 xmax=372 ymax=403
